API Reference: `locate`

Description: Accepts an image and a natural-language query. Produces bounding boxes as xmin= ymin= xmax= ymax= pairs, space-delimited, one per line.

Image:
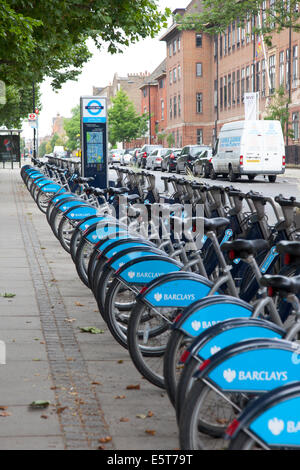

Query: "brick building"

xmin=150 ymin=0 xmax=300 ymax=153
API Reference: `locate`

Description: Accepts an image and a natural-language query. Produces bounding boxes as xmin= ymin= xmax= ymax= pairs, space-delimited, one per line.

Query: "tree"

xmin=177 ymin=1 xmax=300 ymax=45
xmin=64 ymin=106 xmax=80 ymax=152
xmin=264 ymin=86 xmax=293 ymax=138
xmin=166 ymin=133 xmax=175 ymax=147
xmin=50 ymin=133 xmax=65 ymax=151
xmin=108 ymin=89 xmax=148 ymax=146
xmin=0 ymin=1 xmax=170 ymax=128
xmin=0 ymin=1 xmax=171 ymax=90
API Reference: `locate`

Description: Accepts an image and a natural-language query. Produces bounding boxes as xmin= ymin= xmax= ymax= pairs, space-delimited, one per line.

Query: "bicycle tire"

xmin=175 ymin=356 xmax=201 ymax=424
xmin=163 ymin=329 xmax=193 ymax=407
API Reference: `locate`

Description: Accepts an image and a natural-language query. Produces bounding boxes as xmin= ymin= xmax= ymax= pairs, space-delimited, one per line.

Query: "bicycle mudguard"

xmin=55 ymin=199 xmax=90 ymax=213
xmin=95 ymin=233 xmax=133 ymax=253
xmin=62 ymin=204 xmax=99 ymax=221
xmin=185 ymin=317 xmax=285 ymax=362
xmin=99 ymin=237 xmax=156 ymax=260
xmin=227 ymin=382 xmax=300 ymax=447
xmin=38 ymin=182 xmax=65 ymax=193
xmin=77 ymin=216 xmax=109 ymax=232
xmin=171 ymin=296 xmax=254 ymax=338
xmin=105 ymin=246 xmax=164 ymax=272
xmin=136 ymin=271 xmax=214 ymax=308
xmin=115 ymin=256 xmax=183 ymax=286
xmin=195 ymin=338 xmax=300 ymax=393
xmin=50 ymin=193 xmax=76 ymax=205
xmin=83 ymin=221 xmax=128 ymax=243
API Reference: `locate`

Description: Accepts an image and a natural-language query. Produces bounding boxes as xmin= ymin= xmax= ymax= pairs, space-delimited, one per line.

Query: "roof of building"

xmin=160 ymin=0 xmax=204 ymax=42
xmin=140 ymin=59 xmax=166 ymax=89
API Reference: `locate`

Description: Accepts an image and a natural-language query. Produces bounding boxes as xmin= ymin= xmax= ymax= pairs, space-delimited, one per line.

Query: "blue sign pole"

xmin=80 ymin=96 xmax=108 ymax=189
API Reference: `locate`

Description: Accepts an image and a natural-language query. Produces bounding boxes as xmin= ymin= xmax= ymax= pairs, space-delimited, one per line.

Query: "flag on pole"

xmin=256 ymin=37 xmax=263 ymax=57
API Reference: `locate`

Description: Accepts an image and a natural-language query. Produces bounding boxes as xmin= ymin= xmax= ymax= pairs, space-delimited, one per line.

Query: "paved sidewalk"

xmin=0 ymin=169 xmax=182 ymax=450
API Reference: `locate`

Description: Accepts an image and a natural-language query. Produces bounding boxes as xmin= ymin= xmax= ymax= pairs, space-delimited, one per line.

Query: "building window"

xmin=251 ymin=64 xmax=255 ymax=91
xmin=246 ymin=14 xmax=251 ymax=44
xmin=269 ymin=54 xmax=276 ymax=94
xmin=197 ymin=129 xmax=203 ymax=145
xmin=173 ymin=68 xmax=177 ymax=83
xmin=169 ymin=70 xmax=172 ymax=85
xmin=279 ymin=51 xmax=285 ymax=86
xmin=173 ymin=40 xmax=177 ymax=55
xmin=232 ymin=22 xmax=236 ymax=49
xmin=161 ymin=99 xmax=164 ymax=120
xmin=178 ymin=36 xmax=181 ymax=51
xmin=220 ymin=77 xmax=223 ymax=108
xmin=169 ymin=43 xmax=172 ymax=57
xmin=286 ymin=48 xmax=290 ymax=91
xmin=178 ymin=95 xmax=181 ymax=117
xmin=270 ymin=0 xmax=275 ymax=28
xmin=196 ymin=62 xmax=203 ymax=77
xmin=169 ymin=98 xmax=172 ymax=119
xmin=262 ymin=0 xmax=267 ymax=26
xmin=262 ymin=59 xmax=266 ymax=96
xmin=293 ymin=45 xmax=298 ymax=86
xmin=292 ymin=112 xmax=299 ymax=140
xmin=237 ymin=70 xmax=240 ymax=103
xmin=196 ymin=92 xmax=203 ymax=113
xmin=224 ymin=76 xmax=227 ymax=107
xmin=256 ymin=61 xmax=260 ymax=92
xmin=196 ymin=33 xmax=202 ymax=47
xmin=159 ymin=78 xmax=164 ymax=89
xmin=174 ymin=96 xmax=177 ymax=118
xmin=246 ymin=66 xmax=250 ymax=92
xmin=214 ymin=79 xmax=218 ymax=109
xmin=224 ymin=32 xmax=227 ymax=55
xmin=143 ymin=88 xmax=147 ymax=97
xmin=178 ymin=65 xmax=181 ymax=80
xmin=236 ymin=23 xmax=240 ymax=46
xmin=228 ymin=25 xmax=231 ymax=51
xmin=241 ymin=68 xmax=245 ymax=102
xmin=241 ymin=21 xmax=245 ymax=45
xmin=232 ymin=72 xmax=236 ymax=104
xmin=220 ymin=34 xmax=223 ymax=58
xmin=228 ymin=74 xmax=231 ymax=106
xmin=214 ymin=35 xmax=218 ymax=59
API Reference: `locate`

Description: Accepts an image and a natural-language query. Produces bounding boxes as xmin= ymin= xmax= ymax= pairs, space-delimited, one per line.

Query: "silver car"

xmin=146 ymin=148 xmax=173 ymax=170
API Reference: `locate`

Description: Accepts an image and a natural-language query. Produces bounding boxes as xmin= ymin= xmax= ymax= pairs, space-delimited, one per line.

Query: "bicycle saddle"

xmin=260 ymin=274 xmax=300 ymax=295
xmin=222 ymin=239 xmax=269 ymax=258
xmin=108 ymin=187 xmax=129 ymax=195
xmin=276 ymin=241 xmax=300 ymax=259
xmin=201 ymin=217 xmax=230 ymax=233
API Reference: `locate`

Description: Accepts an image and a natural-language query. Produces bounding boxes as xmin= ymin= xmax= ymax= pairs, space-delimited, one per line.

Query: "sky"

xmin=22 ymin=0 xmax=191 ymax=141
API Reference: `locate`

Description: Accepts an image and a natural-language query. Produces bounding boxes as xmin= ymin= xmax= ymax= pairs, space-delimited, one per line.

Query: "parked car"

xmin=161 ymin=148 xmax=182 ymax=172
xmin=120 ymin=150 xmax=133 ymax=165
xmin=191 ymin=147 xmax=213 ymax=177
xmin=137 ymin=144 xmax=163 ymax=168
xmin=176 ymin=145 xmax=211 ymax=174
xmin=145 ymin=148 xmax=174 ymax=170
xmin=209 ymin=120 xmax=285 ymax=182
xmin=110 ymin=149 xmax=125 ymax=164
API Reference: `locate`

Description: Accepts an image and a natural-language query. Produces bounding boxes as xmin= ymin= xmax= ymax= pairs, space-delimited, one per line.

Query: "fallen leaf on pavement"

xmin=145 ymin=429 xmax=156 ymax=436
xmin=115 ymin=395 xmax=126 ymax=399
xmin=126 ymin=384 xmax=140 ymax=390
xmin=30 ymin=400 xmax=50 ymax=409
xmin=120 ymin=417 xmax=129 ymax=422
xmin=79 ymin=326 xmax=104 ymax=334
xmin=0 ymin=411 xmax=11 ymax=417
xmin=75 ymin=302 xmax=84 ymax=307
xmin=136 ymin=414 xmax=147 ymax=419
xmin=99 ymin=436 xmax=112 ymax=443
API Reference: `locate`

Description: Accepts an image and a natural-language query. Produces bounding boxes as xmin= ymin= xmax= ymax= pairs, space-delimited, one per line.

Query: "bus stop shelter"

xmin=0 ymin=129 xmax=22 ymax=169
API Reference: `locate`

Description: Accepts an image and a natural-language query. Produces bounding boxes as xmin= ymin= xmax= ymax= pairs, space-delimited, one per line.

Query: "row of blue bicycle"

xmin=21 ymin=158 xmax=300 ymax=450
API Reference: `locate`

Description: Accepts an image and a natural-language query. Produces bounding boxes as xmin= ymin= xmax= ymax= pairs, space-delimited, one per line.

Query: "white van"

xmin=210 ymin=120 xmax=286 ymax=182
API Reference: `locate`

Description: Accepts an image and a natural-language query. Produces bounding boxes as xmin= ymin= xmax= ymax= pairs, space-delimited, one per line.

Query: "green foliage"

xmin=177 ymin=1 xmax=300 ymax=45
xmin=50 ymin=133 xmax=65 ymax=151
xmin=166 ymin=133 xmax=175 ymax=147
xmin=108 ymin=89 xmax=148 ymax=146
xmin=64 ymin=105 xmax=80 ymax=152
xmin=0 ymin=1 xmax=170 ymax=127
xmin=0 ymin=83 xmax=40 ymax=128
xmin=264 ymin=86 xmax=293 ymax=138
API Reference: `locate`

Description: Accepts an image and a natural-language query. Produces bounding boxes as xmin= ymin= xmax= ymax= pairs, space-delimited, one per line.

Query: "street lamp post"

xmin=148 ymin=83 xmax=151 ymax=144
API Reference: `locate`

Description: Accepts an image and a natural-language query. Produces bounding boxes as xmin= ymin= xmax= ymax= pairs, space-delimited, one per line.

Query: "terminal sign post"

xmin=80 ymin=96 xmax=108 ymax=189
